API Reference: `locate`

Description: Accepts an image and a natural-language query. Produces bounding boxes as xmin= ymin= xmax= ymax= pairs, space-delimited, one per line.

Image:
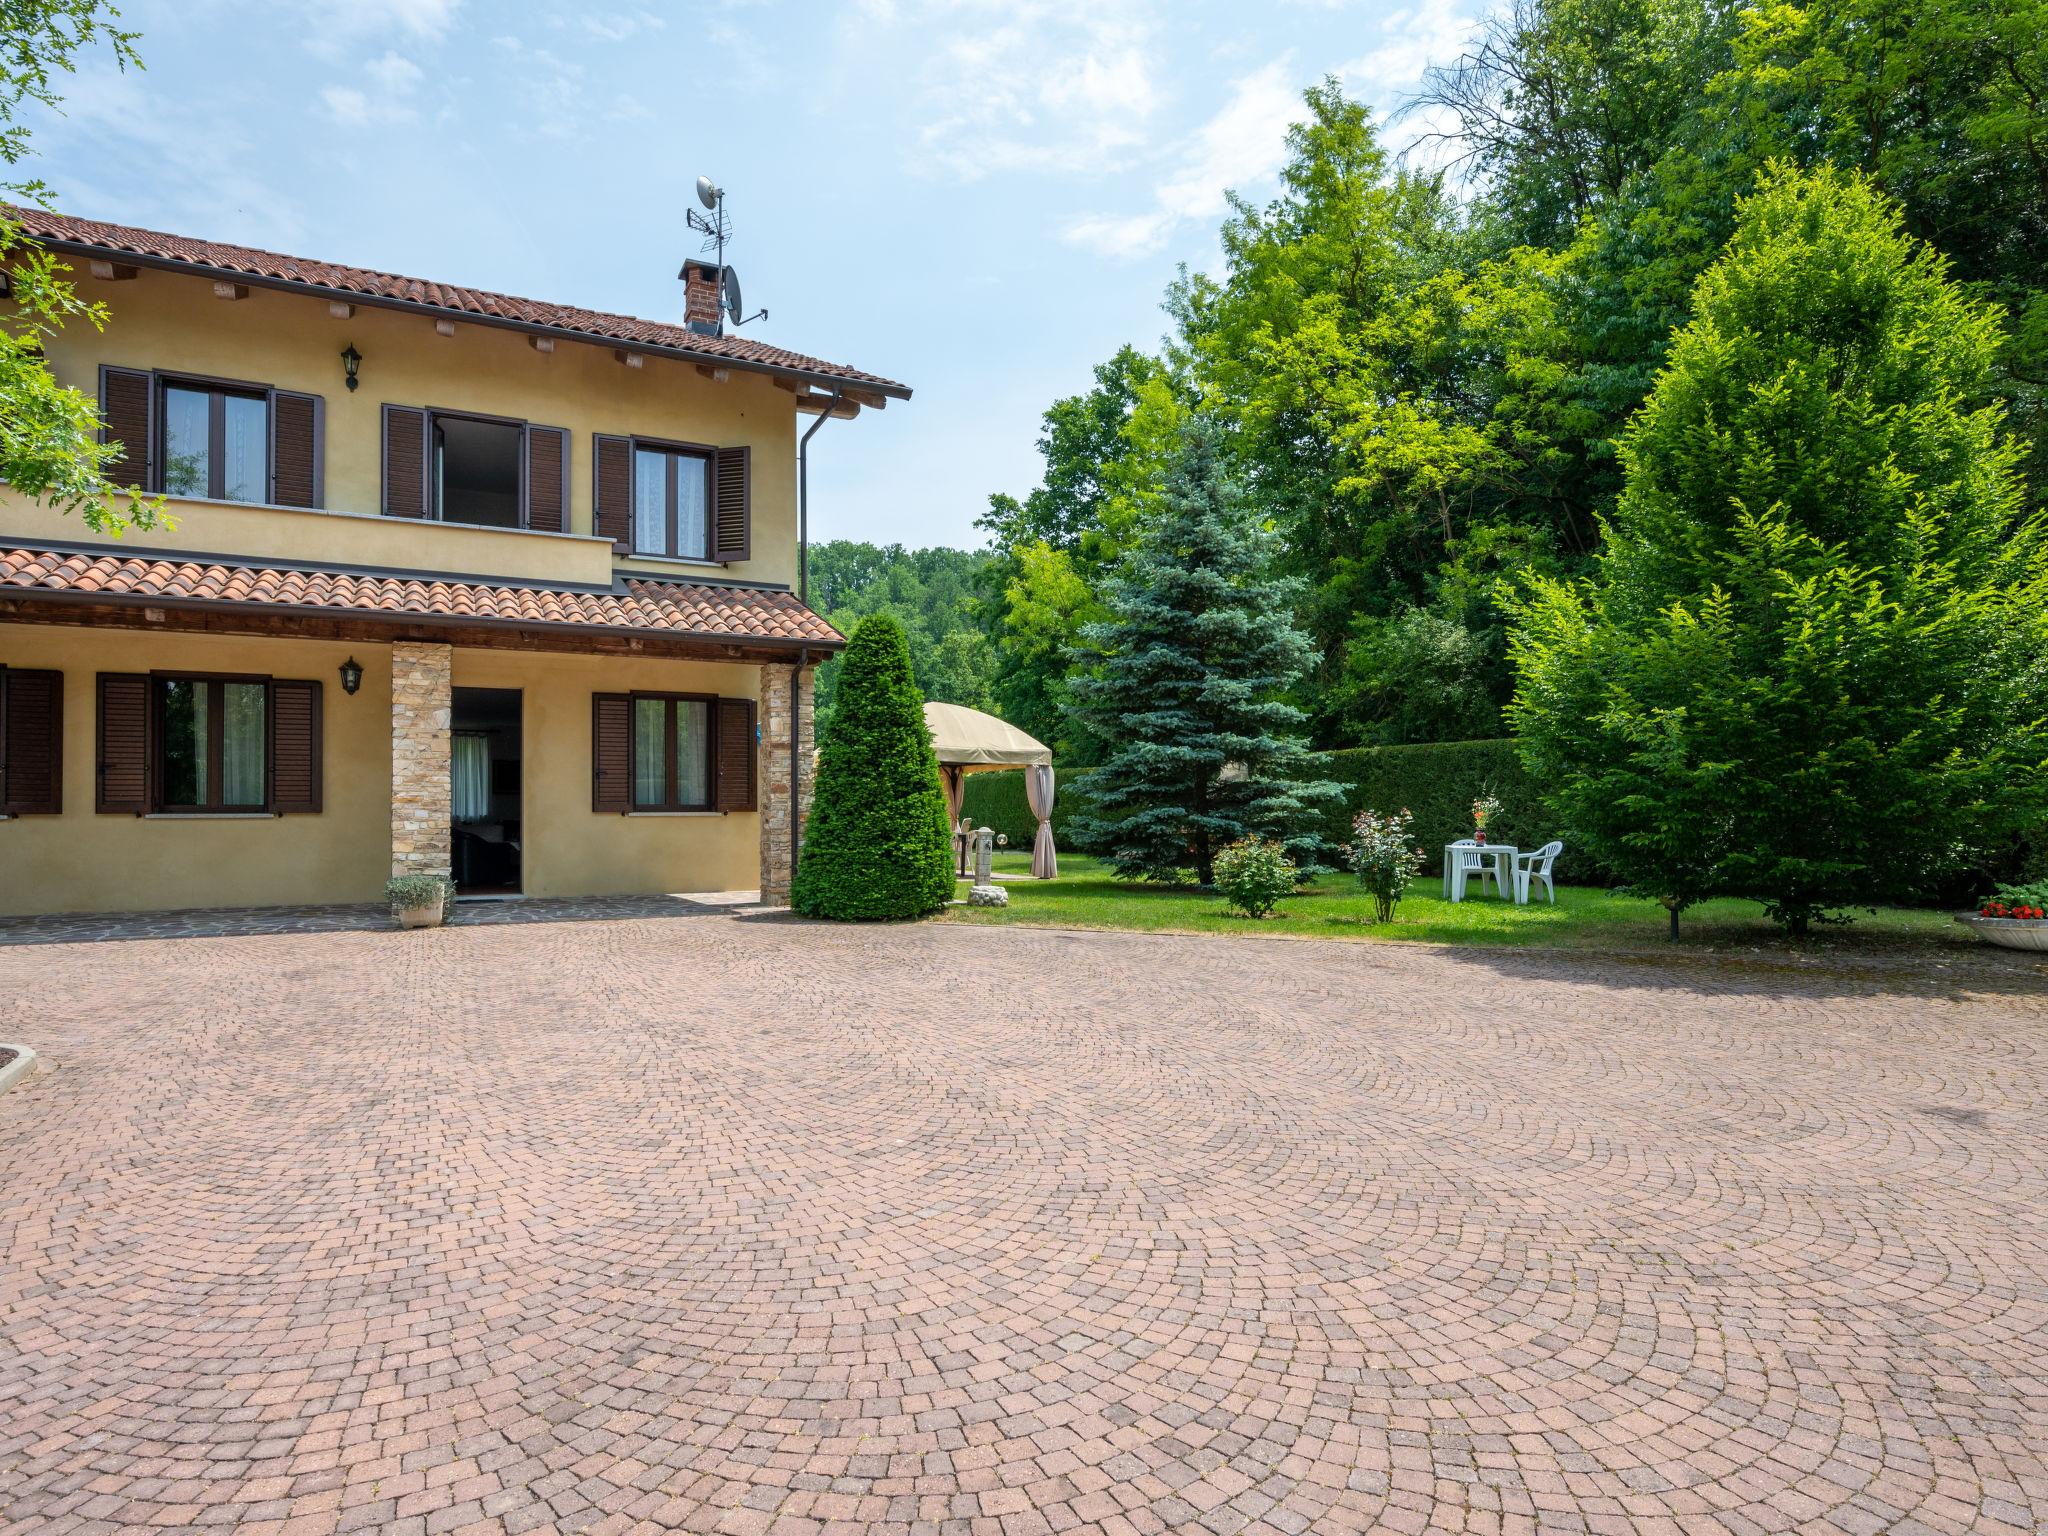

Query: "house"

xmin=0 ymin=209 xmax=909 ymax=917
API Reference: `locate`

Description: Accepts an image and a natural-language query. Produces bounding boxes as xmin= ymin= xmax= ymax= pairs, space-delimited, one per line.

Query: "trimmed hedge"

xmin=1318 ymin=738 xmax=1597 ymax=883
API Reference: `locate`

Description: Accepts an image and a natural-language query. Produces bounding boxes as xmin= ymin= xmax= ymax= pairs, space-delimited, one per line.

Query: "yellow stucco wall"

xmin=0 ymin=623 xmax=764 ymax=916
xmin=24 ymin=262 xmax=802 ymax=587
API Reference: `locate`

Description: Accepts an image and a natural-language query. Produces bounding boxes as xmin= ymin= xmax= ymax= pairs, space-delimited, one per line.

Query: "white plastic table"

xmin=1444 ymin=841 xmax=1521 ymax=902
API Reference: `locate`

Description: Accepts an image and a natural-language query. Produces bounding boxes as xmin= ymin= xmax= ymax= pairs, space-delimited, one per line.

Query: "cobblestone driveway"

xmin=2 ymin=920 xmax=2044 ymax=1536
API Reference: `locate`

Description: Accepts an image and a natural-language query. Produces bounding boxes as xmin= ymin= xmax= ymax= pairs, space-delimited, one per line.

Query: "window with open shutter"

xmin=592 ymin=693 xmax=632 ymax=812
xmin=96 ymin=673 xmax=150 ymax=814
xmin=270 ymin=679 xmax=322 ymax=814
xmin=382 ymin=405 xmax=428 ymax=517
xmin=0 ymin=668 xmax=63 ymax=815
xmin=713 ymin=445 xmax=750 ymax=563
xmin=593 ymin=435 xmax=632 ymax=549
xmin=98 ymin=366 xmax=154 ymax=491
xmin=271 ymin=390 xmax=324 ymax=508
xmin=525 ymin=425 xmax=569 ymax=533
xmin=715 ymin=697 xmax=756 ymax=812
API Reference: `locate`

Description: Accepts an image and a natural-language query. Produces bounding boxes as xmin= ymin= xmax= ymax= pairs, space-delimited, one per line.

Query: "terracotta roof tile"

xmin=8 ymin=207 xmax=909 ymax=397
xmin=0 ymin=546 xmax=844 ymax=649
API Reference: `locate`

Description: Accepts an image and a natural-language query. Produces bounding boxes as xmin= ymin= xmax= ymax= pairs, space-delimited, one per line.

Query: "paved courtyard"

xmin=2 ymin=920 xmax=2044 ymax=1536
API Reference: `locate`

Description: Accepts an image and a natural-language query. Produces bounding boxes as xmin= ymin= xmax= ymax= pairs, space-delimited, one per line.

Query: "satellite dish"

xmin=722 ymin=265 xmax=743 ymax=323
xmin=695 ymin=176 xmax=719 ymax=210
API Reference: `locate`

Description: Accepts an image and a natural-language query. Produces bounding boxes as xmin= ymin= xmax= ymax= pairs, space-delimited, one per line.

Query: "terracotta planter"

xmin=395 ymin=897 xmax=446 ymax=930
xmin=1956 ymin=913 xmax=2048 ymax=952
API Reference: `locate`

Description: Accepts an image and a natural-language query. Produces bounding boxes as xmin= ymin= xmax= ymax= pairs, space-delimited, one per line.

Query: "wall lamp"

xmin=341 ymin=343 xmax=362 ymax=392
xmin=339 ymin=656 xmax=363 ymax=695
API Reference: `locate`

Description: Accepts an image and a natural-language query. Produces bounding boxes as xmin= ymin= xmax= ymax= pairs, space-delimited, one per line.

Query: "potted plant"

xmin=386 ymin=874 xmax=454 ymax=930
xmin=1470 ymin=793 xmax=1502 ymax=847
xmin=1958 ymin=881 xmax=2048 ymax=951
xmin=1347 ymin=807 xmax=1426 ymax=923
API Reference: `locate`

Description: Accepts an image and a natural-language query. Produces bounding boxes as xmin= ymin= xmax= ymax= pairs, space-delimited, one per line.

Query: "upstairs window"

xmin=162 ymin=381 xmax=268 ymax=503
xmin=433 ymin=412 xmax=523 ymax=528
xmin=632 ymin=444 xmax=714 ymax=559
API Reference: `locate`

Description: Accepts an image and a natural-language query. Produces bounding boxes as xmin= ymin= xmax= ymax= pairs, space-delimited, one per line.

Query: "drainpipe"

xmin=796 ymin=386 xmax=842 ymax=608
xmin=791 ymin=645 xmax=810 ymax=895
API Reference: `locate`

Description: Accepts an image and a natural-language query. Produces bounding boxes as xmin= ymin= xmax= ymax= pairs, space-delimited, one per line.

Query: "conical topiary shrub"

xmin=792 ymin=614 xmax=955 ymax=920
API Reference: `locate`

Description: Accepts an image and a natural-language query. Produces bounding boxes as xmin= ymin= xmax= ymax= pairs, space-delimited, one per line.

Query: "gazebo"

xmin=923 ymin=702 xmax=1058 ymax=879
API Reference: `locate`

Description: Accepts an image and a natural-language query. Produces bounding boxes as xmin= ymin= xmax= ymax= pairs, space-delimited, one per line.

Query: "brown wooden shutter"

xmin=382 ymin=405 xmax=428 ymax=517
xmin=713 ymin=445 xmax=750 ymax=563
xmin=271 ymin=390 xmax=324 ymax=508
xmin=98 ymin=366 xmax=154 ymax=491
xmin=592 ymin=693 xmax=632 ymax=812
xmin=269 ymin=679 xmax=322 ymax=814
xmin=593 ymin=435 xmax=632 ymax=550
xmin=715 ymin=697 xmax=757 ymax=812
xmin=1 ymin=668 xmax=63 ymax=815
xmin=96 ymin=672 xmax=150 ymax=814
xmin=525 ymin=425 xmax=568 ymax=533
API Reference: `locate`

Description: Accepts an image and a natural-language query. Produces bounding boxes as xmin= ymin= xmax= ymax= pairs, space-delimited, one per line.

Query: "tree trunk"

xmin=1664 ymin=898 xmax=1680 ymax=942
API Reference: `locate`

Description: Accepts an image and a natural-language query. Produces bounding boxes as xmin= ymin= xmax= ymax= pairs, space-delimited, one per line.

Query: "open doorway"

xmin=451 ymin=687 xmax=522 ymax=896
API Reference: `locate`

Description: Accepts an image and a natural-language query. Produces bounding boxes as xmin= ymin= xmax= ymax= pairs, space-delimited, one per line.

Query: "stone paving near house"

xmin=0 ymin=891 xmax=771 ymax=947
xmin=1 ymin=919 xmax=2044 ymax=1536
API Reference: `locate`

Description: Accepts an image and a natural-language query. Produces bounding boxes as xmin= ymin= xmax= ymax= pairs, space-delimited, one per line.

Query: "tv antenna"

xmin=684 ymin=175 xmax=768 ymax=335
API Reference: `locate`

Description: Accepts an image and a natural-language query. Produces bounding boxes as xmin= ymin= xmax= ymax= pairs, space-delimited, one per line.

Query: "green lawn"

xmin=943 ymin=853 xmax=1973 ymax=954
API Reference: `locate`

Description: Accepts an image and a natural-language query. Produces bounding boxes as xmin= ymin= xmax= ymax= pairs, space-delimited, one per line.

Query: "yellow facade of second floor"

xmin=11 ymin=260 xmax=806 ymax=589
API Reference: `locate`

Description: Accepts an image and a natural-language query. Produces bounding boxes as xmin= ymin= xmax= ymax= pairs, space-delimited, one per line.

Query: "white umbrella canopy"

xmin=923 ymin=703 xmax=1057 ymax=879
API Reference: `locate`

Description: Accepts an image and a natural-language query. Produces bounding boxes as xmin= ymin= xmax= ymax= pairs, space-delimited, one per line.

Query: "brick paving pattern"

xmin=2 ymin=920 xmax=2044 ymax=1536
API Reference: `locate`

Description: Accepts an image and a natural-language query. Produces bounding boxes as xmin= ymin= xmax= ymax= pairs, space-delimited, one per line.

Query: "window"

xmin=433 ymin=412 xmax=523 ymax=528
xmin=157 ymin=676 xmax=267 ymax=811
xmin=161 ymin=381 xmax=268 ymax=503
xmin=630 ymin=694 xmax=713 ymax=811
xmin=632 ymin=444 xmax=714 ymax=559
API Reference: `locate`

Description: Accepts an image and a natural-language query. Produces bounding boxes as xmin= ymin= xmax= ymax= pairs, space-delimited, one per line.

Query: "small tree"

xmin=0 ymin=3 xmax=162 ymax=536
xmin=1346 ymin=807 xmax=1426 ymax=922
xmin=1507 ymin=164 xmax=2048 ymax=934
xmin=1068 ymin=419 xmax=1340 ymax=883
xmin=792 ymin=615 xmax=955 ymax=921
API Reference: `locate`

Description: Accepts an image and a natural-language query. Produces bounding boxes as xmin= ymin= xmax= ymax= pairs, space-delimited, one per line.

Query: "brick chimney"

xmin=683 ymin=260 xmax=722 ymax=335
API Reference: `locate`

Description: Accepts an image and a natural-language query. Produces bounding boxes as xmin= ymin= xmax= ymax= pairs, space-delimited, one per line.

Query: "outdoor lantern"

xmin=339 ymin=656 xmax=363 ymax=695
xmin=341 ymin=343 xmax=362 ymax=392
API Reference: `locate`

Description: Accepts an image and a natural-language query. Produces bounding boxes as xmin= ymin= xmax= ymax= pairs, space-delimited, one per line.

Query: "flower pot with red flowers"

xmin=1957 ymin=881 xmax=2048 ymax=952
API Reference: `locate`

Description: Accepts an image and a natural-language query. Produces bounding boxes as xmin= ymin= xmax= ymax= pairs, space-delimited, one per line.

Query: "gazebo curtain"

xmin=1025 ymin=764 xmax=1057 ymax=879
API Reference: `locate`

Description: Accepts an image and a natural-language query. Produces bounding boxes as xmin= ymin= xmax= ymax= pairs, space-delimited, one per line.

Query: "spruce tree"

xmin=792 ymin=615 xmax=955 ymax=920
xmin=1068 ymin=420 xmax=1340 ymax=883
xmin=1506 ymin=165 xmax=2048 ymax=933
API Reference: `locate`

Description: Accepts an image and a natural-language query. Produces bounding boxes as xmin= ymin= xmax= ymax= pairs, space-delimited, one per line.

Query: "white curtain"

xmin=221 ymin=682 xmax=266 ymax=807
xmin=1026 ymin=763 xmax=1057 ymax=880
xmin=452 ymin=733 xmax=490 ymax=821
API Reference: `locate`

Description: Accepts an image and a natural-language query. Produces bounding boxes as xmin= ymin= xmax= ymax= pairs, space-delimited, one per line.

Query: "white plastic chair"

xmin=1514 ymin=841 xmax=1563 ymax=905
xmin=1447 ymin=842 xmax=1499 ymax=902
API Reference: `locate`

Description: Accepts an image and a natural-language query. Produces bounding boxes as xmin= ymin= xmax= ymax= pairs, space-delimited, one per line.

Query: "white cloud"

xmin=858 ymin=0 xmax=1163 ymax=182
xmin=365 ymin=51 xmax=426 ymax=95
xmin=300 ymin=0 xmax=459 ymax=58
xmin=1338 ymin=0 xmax=1478 ymax=102
xmin=1061 ymin=56 xmax=1302 ymax=260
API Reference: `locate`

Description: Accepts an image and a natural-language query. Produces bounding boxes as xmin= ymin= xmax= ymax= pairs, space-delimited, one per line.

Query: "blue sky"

xmin=26 ymin=0 xmax=1478 ymax=552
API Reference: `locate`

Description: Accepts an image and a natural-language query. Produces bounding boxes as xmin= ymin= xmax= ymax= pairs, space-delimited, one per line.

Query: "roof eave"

xmin=0 ymin=580 xmax=847 ymax=654
xmin=25 ymin=234 xmax=915 ymax=402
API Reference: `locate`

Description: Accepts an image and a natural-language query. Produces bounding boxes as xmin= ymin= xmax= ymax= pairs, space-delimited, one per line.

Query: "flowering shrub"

xmin=1980 ymin=880 xmax=2048 ymax=919
xmin=1212 ymin=837 xmax=1298 ymax=918
xmin=1347 ymin=807 xmax=1426 ymax=922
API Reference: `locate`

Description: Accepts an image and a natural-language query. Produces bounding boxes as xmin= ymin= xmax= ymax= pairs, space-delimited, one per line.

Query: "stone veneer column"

xmin=757 ymin=661 xmax=816 ymax=904
xmin=390 ymin=641 xmax=453 ymax=881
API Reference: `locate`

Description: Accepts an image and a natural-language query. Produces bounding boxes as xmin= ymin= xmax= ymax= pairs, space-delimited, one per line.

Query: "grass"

xmin=943 ymin=853 xmax=1975 ymax=956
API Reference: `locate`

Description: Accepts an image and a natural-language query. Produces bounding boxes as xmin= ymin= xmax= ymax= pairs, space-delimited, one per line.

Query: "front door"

xmin=450 ymin=687 xmax=522 ymax=896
